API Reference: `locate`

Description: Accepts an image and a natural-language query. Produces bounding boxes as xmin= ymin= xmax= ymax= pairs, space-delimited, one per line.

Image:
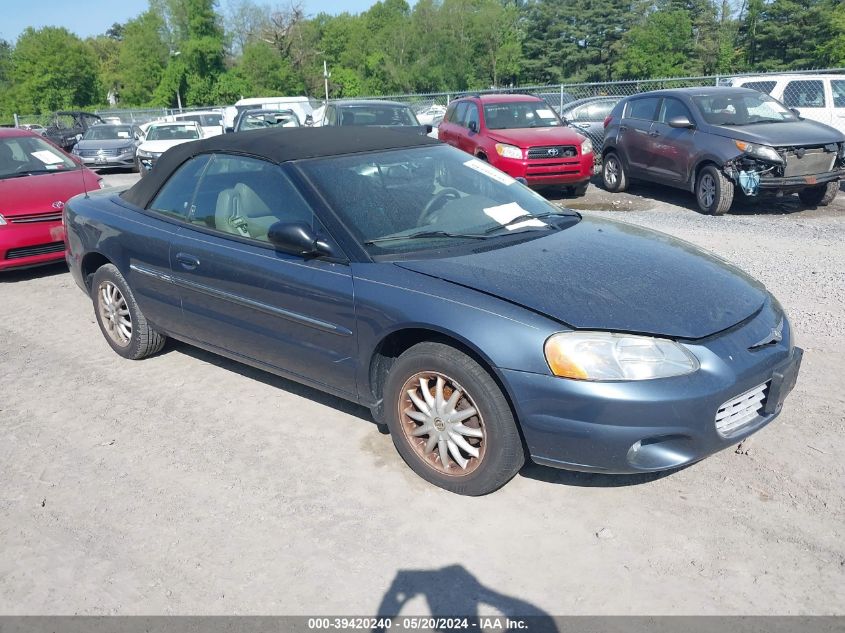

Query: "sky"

xmin=0 ymin=0 xmax=379 ymax=43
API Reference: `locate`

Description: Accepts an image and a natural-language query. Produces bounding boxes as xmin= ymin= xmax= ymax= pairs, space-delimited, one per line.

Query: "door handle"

xmin=175 ymin=252 xmax=200 ymax=269
xmin=648 ymin=131 xmax=660 ymax=137
xmin=619 ymin=125 xmax=628 ymax=131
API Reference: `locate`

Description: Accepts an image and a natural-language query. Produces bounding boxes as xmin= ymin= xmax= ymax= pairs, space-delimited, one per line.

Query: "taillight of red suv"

xmin=603 ymin=115 xmax=613 ymax=129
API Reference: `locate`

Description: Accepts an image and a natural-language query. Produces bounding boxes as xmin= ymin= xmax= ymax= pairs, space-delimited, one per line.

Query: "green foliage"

xmin=1 ymin=0 xmax=842 ymax=117
xmin=10 ymin=27 xmax=101 ymax=114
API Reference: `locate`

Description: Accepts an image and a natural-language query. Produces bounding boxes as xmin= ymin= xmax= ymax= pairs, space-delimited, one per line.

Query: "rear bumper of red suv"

xmin=0 ymin=220 xmax=66 ymax=271
xmin=493 ymin=151 xmax=593 ymax=187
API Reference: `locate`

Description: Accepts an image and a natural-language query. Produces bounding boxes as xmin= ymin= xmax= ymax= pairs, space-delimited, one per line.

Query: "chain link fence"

xmin=10 ymin=67 xmax=845 ymax=156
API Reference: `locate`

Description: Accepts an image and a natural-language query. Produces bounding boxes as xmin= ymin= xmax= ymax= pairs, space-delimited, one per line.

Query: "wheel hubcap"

xmin=399 ymin=371 xmax=486 ymax=475
xmin=605 ymin=159 xmax=618 ymax=185
xmin=98 ymin=281 xmax=132 ymax=347
xmin=699 ymin=174 xmax=716 ymax=208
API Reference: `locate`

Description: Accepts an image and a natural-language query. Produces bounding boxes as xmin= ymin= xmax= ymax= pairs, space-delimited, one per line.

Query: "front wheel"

xmin=92 ymin=264 xmax=166 ymax=360
xmin=798 ymin=181 xmax=838 ymax=207
xmin=383 ymin=342 xmax=524 ymax=495
xmin=696 ymin=165 xmax=734 ymax=215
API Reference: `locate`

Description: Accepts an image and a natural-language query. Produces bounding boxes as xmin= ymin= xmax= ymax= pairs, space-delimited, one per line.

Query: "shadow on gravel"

xmin=0 ymin=261 xmax=67 ymax=283
xmin=519 ymin=461 xmax=687 ymax=488
xmin=170 ymin=340 xmax=376 ymax=425
xmin=374 ymin=565 xmax=557 ymax=631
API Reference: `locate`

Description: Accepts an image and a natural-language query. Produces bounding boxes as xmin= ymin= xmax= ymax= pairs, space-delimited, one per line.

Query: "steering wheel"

xmin=418 ymin=187 xmax=461 ymax=225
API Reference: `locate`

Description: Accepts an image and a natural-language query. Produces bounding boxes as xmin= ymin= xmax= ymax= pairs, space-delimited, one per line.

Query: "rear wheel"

xmin=798 ymin=181 xmax=838 ymax=207
xmin=383 ymin=342 xmax=524 ymax=495
xmin=602 ymin=152 xmax=627 ymax=192
xmin=696 ymin=165 xmax=734 ymax=215
xmin=92 ymin=264 xmax=166 ymax=360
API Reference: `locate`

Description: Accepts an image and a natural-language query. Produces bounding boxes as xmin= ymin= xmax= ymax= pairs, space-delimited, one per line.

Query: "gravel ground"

xmin=0 ymin=170 xmax=843 ymax=616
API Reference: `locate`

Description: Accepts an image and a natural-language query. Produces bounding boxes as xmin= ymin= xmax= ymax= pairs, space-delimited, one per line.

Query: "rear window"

xmin=626 ymin=97 xmax=660 ymax=121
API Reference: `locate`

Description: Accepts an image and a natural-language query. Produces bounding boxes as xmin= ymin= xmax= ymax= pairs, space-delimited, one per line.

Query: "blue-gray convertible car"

xmin=64 ymin=127 xmax=802 ymax=495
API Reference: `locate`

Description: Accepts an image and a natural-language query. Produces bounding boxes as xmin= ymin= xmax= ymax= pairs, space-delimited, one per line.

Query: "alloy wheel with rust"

xmin=398 ymin=371 xmax=486 ymax=475
xmin=97 ymin=280 xmax=132 ymax=348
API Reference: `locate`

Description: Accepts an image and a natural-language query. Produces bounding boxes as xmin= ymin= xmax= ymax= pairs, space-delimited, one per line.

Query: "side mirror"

xmin=225 ymin=126 xmax=235 ymax=134
xmin=305 ymin=114 xmax=314 ymax=126
xmin=267 ymin=221 xmax=335 ymax=258
xmin=667 ymin=116 xmax=695 ymax=129
xmin=790 ymin=107 xmax=802 ymax=118
xmin=425 ymin=124 xmax=433 ymax=134
xmin=468 ymin=120 xmax=478 ymax=133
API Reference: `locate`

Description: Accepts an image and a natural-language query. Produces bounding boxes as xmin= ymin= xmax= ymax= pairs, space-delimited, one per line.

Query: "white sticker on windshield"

xmin=31 ymin=150 xmax=64 ymax=165
xmin=117 ymin=131 xmax=130 ymax=138
xmin=463 ymin=158 xmax=517 ymax=186
xmin=536 ymin=108 xmax=556 ymax=119
xmin=484 ymin=202 xmax=548 ymax=230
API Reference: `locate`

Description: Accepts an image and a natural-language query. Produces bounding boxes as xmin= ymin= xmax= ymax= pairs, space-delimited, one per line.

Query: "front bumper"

xmin=137 ymin=154 xmax=161 ymax=176
xmin=492 ymin=151 xmax=594 ymax=187
xmin=78 ymin=153 xmax=136 ymax=169
xmin=501 ymin=301 xmax=802 ymax=474
xmin=758 ymin=168 xmax=845 ymax=192
xmin=0 ymin=220 xmax=66 ymax=271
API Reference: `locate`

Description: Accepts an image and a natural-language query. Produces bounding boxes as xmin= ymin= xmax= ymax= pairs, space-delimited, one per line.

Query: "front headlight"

xmin=544 ymin=331 xmax=699 ymax=381
xmin=71 ymin=145 xmax=79 ymax=155
xmin=734 ymin=140 xmax=783 ymax=163
xmin=581 ymin=138 xmax=593 ymax=155
xmin=495 ymin=143 xmax=523 ymax=159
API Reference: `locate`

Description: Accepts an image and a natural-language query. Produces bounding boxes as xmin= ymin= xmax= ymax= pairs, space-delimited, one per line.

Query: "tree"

xmin=118 ymin=11 xmax=169 ymax=105
xmin=615 ymin=9 xmax=694 ymax=78
xmin=10 ymin=27 xmax=100 ymax=113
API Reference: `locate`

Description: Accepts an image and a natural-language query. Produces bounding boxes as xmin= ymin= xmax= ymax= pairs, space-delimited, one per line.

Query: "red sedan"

xmin=0 ymin=128 xmax=101 ymax=271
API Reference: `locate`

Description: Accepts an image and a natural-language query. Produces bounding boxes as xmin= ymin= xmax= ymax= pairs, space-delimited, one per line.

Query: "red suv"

xmin=438 ymin=94 xmax=593 ymax=195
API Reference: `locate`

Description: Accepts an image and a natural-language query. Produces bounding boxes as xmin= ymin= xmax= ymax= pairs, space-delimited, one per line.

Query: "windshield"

xmin=146 ymin=125 xmax=200 ymax=141
xmin=483 ymin=101 xmax=563 ymax=129
xmin=338 ymin=105 xmax=419 ymax=127
xmin=299 ymin=144 xmax=578 ymax=257
xmin=239 ymin=111 xmax=300 ymax=130
xmin=177 ymin=113 xmax=223 ymax=127
xmin=83 ymin=125 xmax=135 ymax=141
xmin=0 ymin=135 xmax=78 ymax=178
xmin=692 ymin=92 xmax=798 ymax=125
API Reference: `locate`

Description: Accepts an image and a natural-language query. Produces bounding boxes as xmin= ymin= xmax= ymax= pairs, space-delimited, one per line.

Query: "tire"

xmin=383 ymin=342 xmax=524 ymax=495
xmin=798 ymin=181 xmax=838 ymax=207
xmin=570 ymin=182 xmax=589 ymax=197
xmin=92 ymin=264 xmax=166 ymax=360
xmin=602 ymin=151 xmax=627 ymax=192
xmin=131 ymin=158 xmax=140 ymax=174
xmin=696 ymin=165 xmax=734 ymax=215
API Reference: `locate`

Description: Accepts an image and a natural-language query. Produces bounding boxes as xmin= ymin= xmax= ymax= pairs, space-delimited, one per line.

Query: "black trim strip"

xmin=130 ymin=263 xmax=352 ymax=336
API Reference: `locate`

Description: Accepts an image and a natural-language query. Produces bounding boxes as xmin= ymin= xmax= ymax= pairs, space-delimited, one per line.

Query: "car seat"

xmin=214 ymin=183 xmax=273 ymax=238
xmin=340 ymin=110 xmax=357 ymax=126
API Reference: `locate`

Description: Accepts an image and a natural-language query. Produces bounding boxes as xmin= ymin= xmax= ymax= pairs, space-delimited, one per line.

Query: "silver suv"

xmin=601 ymin=87 xmax=845 ymax=214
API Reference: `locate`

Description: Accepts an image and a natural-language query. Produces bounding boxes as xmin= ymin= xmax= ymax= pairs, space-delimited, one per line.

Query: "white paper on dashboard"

xmin=463 ymin=158 xmax=517 ymax=186
xmin=483 ymin=202 xmax=547 ymax=230
xmin=536 ymin=108 xmax=556 ymax=119
xmin=31 ymin=150 xmax=65 ymax=165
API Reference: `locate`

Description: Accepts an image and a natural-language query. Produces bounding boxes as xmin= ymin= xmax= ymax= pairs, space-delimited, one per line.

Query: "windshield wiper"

xmin=483 ymin=210 xmax=573 ymax=235
xmin=365 ymin=230 xmax=489 ymax=245
xmin=0 ymin=169 xmax=66 ymax=180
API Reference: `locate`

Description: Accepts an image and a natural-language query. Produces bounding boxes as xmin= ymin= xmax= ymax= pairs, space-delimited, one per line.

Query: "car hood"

xmin=708 ymin=119 xmax=845 ymax=146
xmin=76 ymin=139 xmax=135 ymax=150
xmin=139 ymin=139 xmax=195 ymax=153
xmin=486 ymin=126 xmax=585 ymax=147
xmin=0 ymin=168 xmax=98 ymax=217
xmin=394 ymin=216 xmax=767 ymax=339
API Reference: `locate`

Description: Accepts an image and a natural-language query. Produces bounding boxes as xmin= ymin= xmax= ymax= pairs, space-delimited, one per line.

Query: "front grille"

xmin=5 ymin=241 xmax=65 ymax=260
xmin=715 ymin=381 xmax=769 ymax=437
xmin=9 ymin=212 xmax=63 ymax=224
xmin=527 ymin=145 xmax=577 ymax=159
xmin=782 ymin=148 xmax=835 ymax=177
xmin=79 ymin=148 xmax=122 ymax=157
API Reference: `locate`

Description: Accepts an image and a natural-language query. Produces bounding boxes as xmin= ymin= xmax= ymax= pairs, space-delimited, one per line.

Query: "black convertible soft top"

xmin=122 ymin=126 xmax=440 ymax=209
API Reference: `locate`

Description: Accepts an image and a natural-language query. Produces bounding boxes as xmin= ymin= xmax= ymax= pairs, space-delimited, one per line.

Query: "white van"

xmin=166 ymin=110 xmax=225 ymax=137
xmin=229 ymin=97 xmax=316 ymax=130
xmin=726 ymin=74 xmax=845 ymax=134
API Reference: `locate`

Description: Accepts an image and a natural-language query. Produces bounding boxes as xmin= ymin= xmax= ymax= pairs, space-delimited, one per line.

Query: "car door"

xmin=829 ymin=79 xmax=845 ymax=135
xmin=168 ymin=153 xmax=358 ymax=397
xmin=647 ymin=97 xmax=698 ymax=184
xmin=781 ymin=79 xmax=831 ymax=126
xmin=129 ymin=155 xmax=213 ymax=337
xmin=619 ymin=96 xmax=660 ymax=174
xmin=459 ymin=102 xmax=482 ymax=154
xmin=440 ymin=102 xmax=468 ymax=151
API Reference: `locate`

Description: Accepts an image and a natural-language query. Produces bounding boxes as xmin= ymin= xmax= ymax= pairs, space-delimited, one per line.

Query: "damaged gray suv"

xmin=602 ymin=87 xmax=845 ymax=214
